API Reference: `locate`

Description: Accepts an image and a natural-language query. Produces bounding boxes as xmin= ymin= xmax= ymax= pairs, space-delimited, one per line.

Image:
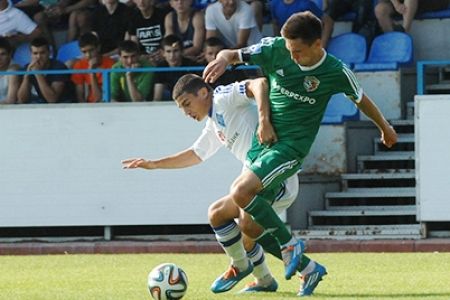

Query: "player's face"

xmin=284 ymin=38 xmax=322 ymax=66
xmin=175 ymin=89 xmax=210 ymax=121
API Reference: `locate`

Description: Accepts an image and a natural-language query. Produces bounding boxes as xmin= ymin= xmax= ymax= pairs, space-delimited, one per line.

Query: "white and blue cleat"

xmin=298 ymin=262 xmax=327 ymax=297
xmin=282 ymin=240 xmax=305 ymax=280
xmin=210 ymin=263 xmax=253 ymax=293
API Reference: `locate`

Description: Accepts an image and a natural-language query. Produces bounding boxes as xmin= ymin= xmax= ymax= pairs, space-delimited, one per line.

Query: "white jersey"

xmin=191 ymin=81 xmax=257 ymax=163
xmin=191 ymin=81 xmax=299 ymax=213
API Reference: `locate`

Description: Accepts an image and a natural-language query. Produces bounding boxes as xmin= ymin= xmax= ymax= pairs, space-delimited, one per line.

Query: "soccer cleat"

xmin=298 ymin=263 xmax=327 ymax=297
xmin=281 ymin=240 xmax=305 ymax=280
xmin=238 ymin=278 xmax=278 ymax=293
xmin=210 ymin=263 xmax=253 ymax=293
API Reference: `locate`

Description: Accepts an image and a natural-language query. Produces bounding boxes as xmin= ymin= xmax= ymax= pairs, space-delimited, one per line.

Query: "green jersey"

xmin=241 ymin=37 xmax=362 ymax=157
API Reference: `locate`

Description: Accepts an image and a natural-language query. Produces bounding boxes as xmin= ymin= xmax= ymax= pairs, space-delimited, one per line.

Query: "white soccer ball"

xmin=147 ymin=263 xmax=188 ymax=300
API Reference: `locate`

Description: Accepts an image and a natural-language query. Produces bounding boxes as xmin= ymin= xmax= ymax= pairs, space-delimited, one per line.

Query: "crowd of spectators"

xmin=0 ymin=0 xmax=449 ymax=103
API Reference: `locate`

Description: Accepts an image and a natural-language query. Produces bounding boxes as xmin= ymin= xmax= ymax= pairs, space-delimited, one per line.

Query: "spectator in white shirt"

xmin=205 ymin=0 xmax=262 ymax=49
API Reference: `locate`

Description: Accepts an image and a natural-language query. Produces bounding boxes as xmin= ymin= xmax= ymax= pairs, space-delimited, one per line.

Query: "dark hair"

xmin=160 ymin=34 xmax=183 ymax=50
xmin=118 ymin=40 xmax=140 ymax=54
xmin=0 ymin=37 xmax=13 ymax=54
xmin=281 ymin=11 xmax=322 ymax=44
xmin=78 ymin=32 xmax=100 ymax=48
xmin=172 ymin=74 xmax=212 ymax=100
xmin=204 ymin=37 xmax=225 ymax=48
xmin=30 ymin=37 xmax=50 ymax=50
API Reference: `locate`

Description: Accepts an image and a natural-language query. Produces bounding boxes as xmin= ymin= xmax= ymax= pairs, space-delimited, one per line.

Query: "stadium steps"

xmin=305 ymin=118 xmax=420 ymax=239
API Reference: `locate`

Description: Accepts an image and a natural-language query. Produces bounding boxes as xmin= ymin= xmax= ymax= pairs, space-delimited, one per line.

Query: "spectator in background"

xmin=32 ymin=0 xmax=98 ymax=47
xmin=164 ymin=0 xmax=205 ymax=60
xmin=0 ymin=0 xmax=42 ymax=46
xmin=205 ymin=0 xmax=262 ymax=49
xmin=201 ymin=37 xmax=249 ymax=88
xmin=153 ymin=35 xmax=199 ymax=101
xmin=110 ymin=40 xmax=154 ymax=101
xmin=71 ymin=32 xmax=115 ymax=103
xmin=270 ymin=0 xmax=333 ymax=47
xmin=0 ymin=37 xmax=20 ymax=104
xmin=18 ymin=37 xmax=73 ymax=103
xmin=14 ymin=0 xmax=55 ymax=48
xmin=375 ymin=0 xmax=450 ymax=33
xmin=91 ymin=0 xmax=132 ymax=57
xmin=323 ymin=0 xmax=375 ymax=44
xmin=243 ymin=0 xmax=264 ymax=31
xmin=127 ymin=0 xmax=170 ymax=66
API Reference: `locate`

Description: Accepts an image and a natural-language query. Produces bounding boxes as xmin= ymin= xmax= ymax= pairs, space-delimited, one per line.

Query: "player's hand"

xmin=381 ymin=125 xmax=398 ymax=148
xmin=121 ymin=158 xmax=155 ymax=169
xmin=257 ymin=120 xmax=278 ymax=146
xmin=203 ymin=57 xmax=228 ymax=84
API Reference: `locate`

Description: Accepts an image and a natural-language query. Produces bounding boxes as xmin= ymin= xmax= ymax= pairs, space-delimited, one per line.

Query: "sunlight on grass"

xmin=0 ymin=253 xmax=450 ymax=300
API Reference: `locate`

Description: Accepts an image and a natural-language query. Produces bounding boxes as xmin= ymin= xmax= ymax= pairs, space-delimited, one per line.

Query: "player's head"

xmin=160 ymin=35 xmax=183 ymax=67
xmin=79 ymin=32 xmax=101 ymax=60
xmin=118 ymin=40 xmax=140 ymax=68
xmin=172 ymin=74 xmax=213 ymax=121
xmin=203 ymin=37 xmax=225 ymax=63
xmin=281 ymin=11 xmax=323 ymax=66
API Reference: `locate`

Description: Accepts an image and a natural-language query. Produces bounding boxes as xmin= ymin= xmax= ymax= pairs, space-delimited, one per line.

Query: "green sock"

xmin=244 ymin=195 xmax=292 ymax=245
xmin=255 ymin=232 xmax=311 ymax=272
xmin=255 ymin=233 xmax=282 ymax=260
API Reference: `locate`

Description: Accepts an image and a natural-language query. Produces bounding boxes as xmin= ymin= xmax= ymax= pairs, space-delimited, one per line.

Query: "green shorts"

xmin=246 ymin=140 xmax=303 ymax=192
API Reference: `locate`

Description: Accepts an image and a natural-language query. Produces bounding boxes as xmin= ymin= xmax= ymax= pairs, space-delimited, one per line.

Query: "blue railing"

xmin=417 ymin=60 xmax=450 ymax=95
xmin=0 ymin=65 xmax=259 ymax=102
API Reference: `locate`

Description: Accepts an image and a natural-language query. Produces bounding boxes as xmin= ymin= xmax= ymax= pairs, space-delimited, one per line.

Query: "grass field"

xmin=1 ymin=252 xmax=450 ymax=300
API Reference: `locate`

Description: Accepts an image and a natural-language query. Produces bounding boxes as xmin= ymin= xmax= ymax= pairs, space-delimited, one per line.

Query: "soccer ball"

xmin=147 ymin=263 xmax=188 ymax=300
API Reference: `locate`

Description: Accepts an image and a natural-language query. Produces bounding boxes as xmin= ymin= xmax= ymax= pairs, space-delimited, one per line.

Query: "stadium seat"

xmin=322 ymin=93 xmax=359 ymax=124
xmin=327 ymin=33 xmax=367 ymax=68
xmin=353 ymin=32 xmax=413 ymax=71
xmin=56 ymin=41 xmax=82 ymax=63
xmin=310 ymin=0 xmax=323 ymax=10
xmin=12 ymin=43 xmax=31 ymax=67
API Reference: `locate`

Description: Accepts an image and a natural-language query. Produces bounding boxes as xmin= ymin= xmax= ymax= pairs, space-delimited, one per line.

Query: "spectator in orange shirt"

xmin=71 ymin=32 xmax=115 ymax=103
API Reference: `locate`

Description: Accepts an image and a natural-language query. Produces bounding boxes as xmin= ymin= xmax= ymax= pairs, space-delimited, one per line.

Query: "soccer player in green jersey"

xmin=203 ymin=11 xmax=398 ymax=296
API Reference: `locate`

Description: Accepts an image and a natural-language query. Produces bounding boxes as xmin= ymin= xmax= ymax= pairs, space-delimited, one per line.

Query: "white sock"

xmin=213 ymin=221 xmax=249 ymax=271
xmin=281 ymin=237 xmax=297 ymax=249
xmin=247 ymin=244 xmax=273 ymax=286
xmin=300 ymin=261 xmax=316 ymax=277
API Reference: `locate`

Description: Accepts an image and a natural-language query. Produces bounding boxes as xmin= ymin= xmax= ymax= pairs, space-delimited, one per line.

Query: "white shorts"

xmin=272 ymin=173 xmax=299 ymax=215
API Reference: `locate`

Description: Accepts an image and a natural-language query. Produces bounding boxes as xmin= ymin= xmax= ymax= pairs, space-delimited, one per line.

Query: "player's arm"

xmin=122 ymin=149 xmax=202 ymax=170
xmin=357 ymin=93 xmax=398 ymax=148
xmin=245 ymin=78 xmax=277 ymax=145
xmin=203 ymin=49 xmax=242 ymax=84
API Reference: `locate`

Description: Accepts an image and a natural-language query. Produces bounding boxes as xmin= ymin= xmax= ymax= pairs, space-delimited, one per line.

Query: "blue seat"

xmin=310 ymin=0 xmax=323 ymax=10
xmin=353 ymin=32 xmax=413 ymax=71
xmin=322 ymin=93 xmax=359 ymax=124
xmin=13 ymin=43 xmax=31 ymax=67
xmin=327 ymin=33 xmax=367 ymax=68
xmin=56 ymin=41 xmax=82 ymax=63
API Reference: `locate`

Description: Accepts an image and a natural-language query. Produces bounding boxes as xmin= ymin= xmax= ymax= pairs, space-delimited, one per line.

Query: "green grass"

xmin=0 ymin=253 xmax=450 ymax=300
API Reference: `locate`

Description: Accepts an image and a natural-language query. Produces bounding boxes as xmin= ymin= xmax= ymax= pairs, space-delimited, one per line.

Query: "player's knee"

xmin=207 ymin=202 xmax=221 ymax=224
xmin=230 ymin=184 xmax=256 ymax=208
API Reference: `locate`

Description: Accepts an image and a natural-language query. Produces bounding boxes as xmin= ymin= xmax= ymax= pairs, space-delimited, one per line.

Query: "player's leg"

xmin=232 ymin=145 xmax=305 ymax=279
xmin=238 ymin=214 xmax=278 ymax=293
xmin=208 ymin=196 xmax=253 ymax=293
xmin=271 ymin=175 xmax=327 ymax=296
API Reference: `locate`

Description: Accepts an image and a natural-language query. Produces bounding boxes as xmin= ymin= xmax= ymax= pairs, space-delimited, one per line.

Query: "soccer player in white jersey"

xmin=122 ymin=74 xmax=322 ymax=294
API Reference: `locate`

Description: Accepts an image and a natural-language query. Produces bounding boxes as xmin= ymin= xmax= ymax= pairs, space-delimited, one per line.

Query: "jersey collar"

xmin=297 ymin=49 xmax=327 ymax=71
